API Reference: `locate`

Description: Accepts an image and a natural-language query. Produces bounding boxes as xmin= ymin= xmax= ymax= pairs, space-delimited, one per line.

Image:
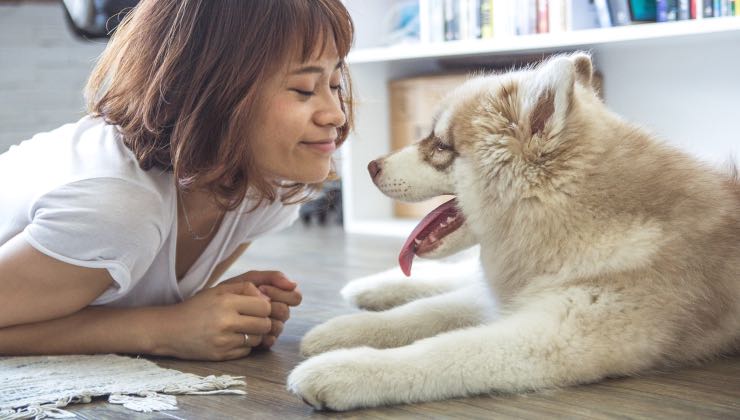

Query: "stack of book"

xmin=417 ymin=0 xmax=739 ymax=43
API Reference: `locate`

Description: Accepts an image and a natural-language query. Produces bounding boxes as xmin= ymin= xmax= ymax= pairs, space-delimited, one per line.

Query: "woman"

xmin=0 ymin=0 xmax=354 ymax=361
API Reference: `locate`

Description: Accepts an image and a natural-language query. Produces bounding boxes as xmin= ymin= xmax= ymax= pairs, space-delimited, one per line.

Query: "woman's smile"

xmin=299 ymin=140 xmax=337 ymax=155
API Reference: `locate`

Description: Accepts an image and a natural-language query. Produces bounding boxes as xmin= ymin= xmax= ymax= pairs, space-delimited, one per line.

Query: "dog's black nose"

xmin=368 ymin=159 xmax=382 ymax=180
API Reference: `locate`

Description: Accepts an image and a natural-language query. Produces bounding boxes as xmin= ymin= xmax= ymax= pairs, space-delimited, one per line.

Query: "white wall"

xmin=595 ymin=34 xmax=740 ymax=164
xmin=0 ymin=2 xmax=106 ymax=152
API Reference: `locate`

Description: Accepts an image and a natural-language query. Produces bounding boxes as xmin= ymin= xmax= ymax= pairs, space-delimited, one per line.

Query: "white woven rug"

xmin=0 ymin=354 xmax=246 ymax=419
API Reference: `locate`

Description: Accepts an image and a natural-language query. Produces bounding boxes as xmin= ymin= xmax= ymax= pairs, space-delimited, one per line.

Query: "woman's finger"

xmin=242 ymin=271 xmax=297 ymax=290
xmin=270 ymin=302 xmax=290 ymax=322
xmin=260 ymin=335 xmax=277 ymax=349
xmin=231 ymin=314 xmax=272 ymax=335
xmin=269 ymin=319 xmax=284 ymax=337
xmin=258 ymin=285 xmax=302 ymax=306
xmin=230 ymin=294 xmax=272 ymax=317
xmin=241 ymin=332 xmax=263 ymax=348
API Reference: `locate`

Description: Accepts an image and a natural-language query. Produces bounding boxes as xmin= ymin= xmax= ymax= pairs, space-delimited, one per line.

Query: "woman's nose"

xmin=316 ymin=92 xmax=346 ymax=128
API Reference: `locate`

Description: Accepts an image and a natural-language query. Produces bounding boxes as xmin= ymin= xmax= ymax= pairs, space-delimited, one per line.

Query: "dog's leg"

xmin=300 ymin=281 xmax=495 ymax=357
xmin=289 ymin=287 xmax=668 ymax=411
xmin=341 ymin=258 xmax=482 ymax=311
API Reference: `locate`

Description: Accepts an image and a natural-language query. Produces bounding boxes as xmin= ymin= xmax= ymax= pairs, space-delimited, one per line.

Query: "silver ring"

xmin=243 ymin=334 xmax=250 ymax=346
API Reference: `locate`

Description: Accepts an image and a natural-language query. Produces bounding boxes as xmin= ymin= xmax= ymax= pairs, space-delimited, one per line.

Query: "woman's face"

xmin=250 ymin=41 xmax=346 ymax=184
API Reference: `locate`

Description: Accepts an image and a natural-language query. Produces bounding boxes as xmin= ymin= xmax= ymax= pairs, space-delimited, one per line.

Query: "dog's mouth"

xmin=399 ymin=198 xmax=465 ymax=276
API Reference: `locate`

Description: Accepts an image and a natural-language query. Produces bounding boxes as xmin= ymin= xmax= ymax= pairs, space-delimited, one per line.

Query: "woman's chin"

xmin=286 ymin=168 xmax=332 ymax=184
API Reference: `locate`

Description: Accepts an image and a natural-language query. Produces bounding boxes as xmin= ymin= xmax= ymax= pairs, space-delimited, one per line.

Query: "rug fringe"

xmin=1 ymin=373 xmax=246 ymax=419
xmin=0 ymin=401 xmax=77 ymax=419
xmin=109 ymin=392 xmax=177 ymax=413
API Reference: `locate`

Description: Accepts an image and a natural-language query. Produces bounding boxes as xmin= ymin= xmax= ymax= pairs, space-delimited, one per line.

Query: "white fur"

xmin=288 ymin=53 xmax=740 ymax=410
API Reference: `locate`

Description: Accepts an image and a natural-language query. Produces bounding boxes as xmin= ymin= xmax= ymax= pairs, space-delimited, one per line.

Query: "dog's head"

xmin=369 ymin=52 xmax=601 ymax=275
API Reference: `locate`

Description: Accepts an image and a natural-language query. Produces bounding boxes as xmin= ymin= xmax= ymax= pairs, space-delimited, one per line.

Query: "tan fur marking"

xmin=454 ymin=80 xmax=520 ymax=154
xmin=573 ymin=54 xmax=593 ymax=87
xmin=419 ymin=133 xmax=457 ymax=171
xmin=530 ymin=89 xmax=555 ymax=135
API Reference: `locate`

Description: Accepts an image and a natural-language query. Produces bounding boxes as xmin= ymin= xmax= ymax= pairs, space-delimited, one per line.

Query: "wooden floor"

xmin=71 ymin=224 xmax=740 ymax=419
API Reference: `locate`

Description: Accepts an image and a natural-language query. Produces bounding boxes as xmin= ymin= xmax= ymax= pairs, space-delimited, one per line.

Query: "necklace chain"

xmin=178 ymin=189 xmax=221 ymax=241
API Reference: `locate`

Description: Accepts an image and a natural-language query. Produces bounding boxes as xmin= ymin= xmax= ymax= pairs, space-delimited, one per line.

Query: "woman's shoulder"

xmin=1 ymin=116 xmax=175 ymax=209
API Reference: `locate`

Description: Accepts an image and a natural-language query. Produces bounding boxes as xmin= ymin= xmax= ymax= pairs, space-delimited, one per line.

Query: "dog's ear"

xmin=571 ymin=52 xmax=593 ymax=87
xmin=525 ymin=54 xmax=580 ymax=137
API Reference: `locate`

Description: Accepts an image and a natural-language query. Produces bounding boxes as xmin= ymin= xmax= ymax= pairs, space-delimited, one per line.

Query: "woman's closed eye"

xmin=290 ymin=84 xmax=342 ymax=98
xmin=291 ymin=88 xmax=315 ymax=97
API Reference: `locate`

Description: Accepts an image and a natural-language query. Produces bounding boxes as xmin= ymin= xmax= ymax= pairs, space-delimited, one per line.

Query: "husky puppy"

xmin=288 ymin=53 xmax=740 ymax=410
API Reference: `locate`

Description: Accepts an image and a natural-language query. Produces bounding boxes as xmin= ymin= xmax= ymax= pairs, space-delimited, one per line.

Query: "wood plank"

xmin=68 ymin=224 xmax=740 ymax=419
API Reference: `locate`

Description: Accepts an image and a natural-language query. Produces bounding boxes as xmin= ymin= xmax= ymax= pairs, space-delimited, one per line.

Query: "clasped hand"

xmin=162 ymin=270 xmax=302 ymax=361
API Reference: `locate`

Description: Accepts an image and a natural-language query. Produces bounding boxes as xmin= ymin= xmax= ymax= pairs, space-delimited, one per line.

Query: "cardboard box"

xmin=389 ymin=73 xmax=468 ymax=218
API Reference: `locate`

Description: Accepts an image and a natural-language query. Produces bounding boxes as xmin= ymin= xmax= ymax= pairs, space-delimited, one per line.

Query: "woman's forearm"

xmin=0 ymin=305 xmax=171 ymax=356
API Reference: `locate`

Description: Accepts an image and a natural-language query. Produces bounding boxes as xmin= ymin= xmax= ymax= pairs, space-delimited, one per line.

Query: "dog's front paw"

xmin=288 ymin=348 xmax=388 ymax=411
xmin=300 ymin=312 xmax=385 ymax=357
xmin=341 ymin=277 xmax=421 ymax=311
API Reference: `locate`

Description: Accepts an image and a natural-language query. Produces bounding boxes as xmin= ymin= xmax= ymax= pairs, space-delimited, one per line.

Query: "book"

xmin=549 ymin=0 xmax=566 ymax=33
xmin=678 ymin=0 xmax=691 ymax=18
xmin=594 ymin=0 xmax=613 ymax=26
xmin=537 ymin=0 xmax=550 ymax=33
xmin=515 ymin=0 xmax=538 ymax=35
xmin=429 ymin=0 xmax=446 ymax=42
xmin=657 ymin=0 xmax=679 ymax=21
xmin=480 ymin=0 xmax=493 ymax=38
xmin=493 ymin=0 xmax=514 ymax=37
xmin=466 ymin=0 xmax=481 ymax=39
xmin=569 ymin=0 xmax=602 ymax=30
xmin=444 ymin=0 xmax=460 ymax=41
xmin=607 ymin=0 xmax=633 ymax=25
xmin=459 ymin=0 xmax=470 ymax=39
xmin=419 ymin=0 xmax=431 ymax=43
xmin=630 ymin=0 xmax=658 ymax=21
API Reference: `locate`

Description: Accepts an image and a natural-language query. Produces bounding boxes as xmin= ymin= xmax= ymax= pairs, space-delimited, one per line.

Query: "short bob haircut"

xmin=86 ymin=0 xmax=354 ymax=211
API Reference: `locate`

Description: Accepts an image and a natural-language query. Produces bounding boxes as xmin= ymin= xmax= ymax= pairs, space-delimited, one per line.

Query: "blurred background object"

xmin=299 ymin=180 xmax=343 ymax=226
xmin=61 ymin=0 xmax=138 ymax=39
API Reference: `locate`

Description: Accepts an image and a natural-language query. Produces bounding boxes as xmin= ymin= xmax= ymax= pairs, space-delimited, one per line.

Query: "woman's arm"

xmin=0 ymin=305 xmax=167 ymax=356
xmin=0 ymin=288 xmax=272 ymax=360
xmin=0 ymin=233 xmax=112 ymax=329
xmin=0 ymin=234 xmax=273 ymax=360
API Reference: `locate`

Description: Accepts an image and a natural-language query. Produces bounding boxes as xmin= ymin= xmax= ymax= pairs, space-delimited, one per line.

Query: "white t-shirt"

xmin=0 ymin=116 xmax=299 ymax=307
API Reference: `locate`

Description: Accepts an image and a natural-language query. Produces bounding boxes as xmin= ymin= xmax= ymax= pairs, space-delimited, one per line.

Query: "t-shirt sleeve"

xmin=22 ymin=178 xmax=167 ymax=303
xmin=243 ymin=201 xmax=300 ymax=242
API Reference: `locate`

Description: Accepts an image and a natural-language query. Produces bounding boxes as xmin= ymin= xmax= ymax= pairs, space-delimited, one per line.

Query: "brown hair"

xmin=86 ymin=0 xmax=354 ymax=210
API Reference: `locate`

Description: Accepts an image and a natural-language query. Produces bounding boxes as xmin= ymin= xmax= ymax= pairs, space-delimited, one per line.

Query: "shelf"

xmin=348 ymin=17 xmax=740 ymax=64
xmin=340 ymin=13 xmax=740 ymax=236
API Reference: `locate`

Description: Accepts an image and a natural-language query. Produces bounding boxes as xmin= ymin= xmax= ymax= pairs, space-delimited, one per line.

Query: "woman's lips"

xmin=300 ymin=140 xmax=336 ymax=154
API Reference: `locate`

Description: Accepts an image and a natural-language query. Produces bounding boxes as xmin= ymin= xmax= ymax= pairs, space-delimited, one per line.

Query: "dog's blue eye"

xmin=436 ymin=142 xmax=452 ymax=152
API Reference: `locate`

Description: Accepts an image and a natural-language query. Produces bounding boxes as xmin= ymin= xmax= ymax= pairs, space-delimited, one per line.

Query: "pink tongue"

xmin=399 ymin=198 xmax=458 ymax=276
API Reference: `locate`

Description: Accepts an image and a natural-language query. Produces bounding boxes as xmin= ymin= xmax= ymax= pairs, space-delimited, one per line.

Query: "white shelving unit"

xmin=340 ymin=1 xmax=740 ymax=237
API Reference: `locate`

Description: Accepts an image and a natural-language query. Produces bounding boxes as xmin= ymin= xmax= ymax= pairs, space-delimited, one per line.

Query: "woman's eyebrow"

xmin=289 ymin=61 xmax=343 ymax=75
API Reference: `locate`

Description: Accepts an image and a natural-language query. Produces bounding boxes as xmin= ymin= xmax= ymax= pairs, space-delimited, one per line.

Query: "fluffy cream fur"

xmin=287 ymin=53 xmax=740 ymax=410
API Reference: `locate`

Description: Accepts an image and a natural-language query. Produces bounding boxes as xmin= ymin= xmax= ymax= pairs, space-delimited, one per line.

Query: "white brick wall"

xmin=0 ymin=2 xmax=106 ymax=152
